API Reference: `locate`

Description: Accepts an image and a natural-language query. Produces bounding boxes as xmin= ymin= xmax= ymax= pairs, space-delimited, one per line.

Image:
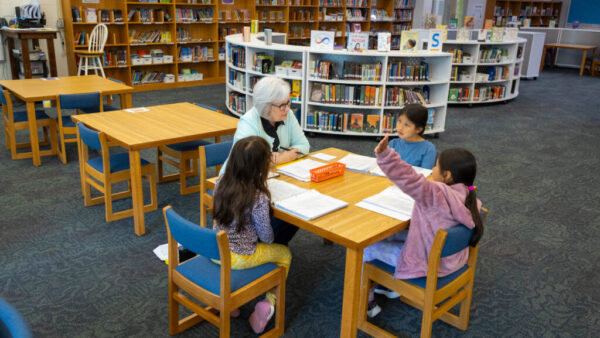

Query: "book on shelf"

xmin=399 ymin=30 xmax=419 ymax=52
xmin=348 ymin=113 xmax=364 ymax=132
xmin=425 ymin=108 xmax=435 ymax=131
xmin=377 ymin=32 xmax=391 ymax=52
xmin=276 ymin=158 xmax=327 ymax=182
xmin=364 ymin=115 xmax=380 ymax=133
xmin=346 ymin=32 xmax=368 ymax=52
xmin=356 ymin=185 xmax=414 ymax=221
xmin=85 ymin=8 xmax=97 ymax=23
xmin=267 ymin=179 xmax=349 ymax=221
xmin=490 ymin=27 xmax=504 ymax=42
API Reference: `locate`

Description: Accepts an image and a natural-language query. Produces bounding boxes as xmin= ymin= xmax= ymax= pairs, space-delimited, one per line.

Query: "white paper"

xmin=267 ymin=179 xmax=308 ymax=203
xmin=356 ymin=201 xmax=411 ymax=221
xmin=124 ymin=107 xmax=149 ymax=113
xmin=357 ymin=186 xmax=414 ymax=220
xmin=153 ymin=243 xmax=182 ymax=261
xmin=412 ymin=166 xmax=433 ymax=177
xmin=338 ymin=154 xmax=377 ymax=172
xmin=275 ymin=189 xmax=348 ymax=220
xmin=277 ymin=158 xmax=325 ymax=182
xmin=310 ymin=153 xmax=336 ymax=161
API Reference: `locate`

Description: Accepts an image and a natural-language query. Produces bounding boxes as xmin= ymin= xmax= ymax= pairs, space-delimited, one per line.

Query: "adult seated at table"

xmin=220 ymin=76 xmax=310 ymax=245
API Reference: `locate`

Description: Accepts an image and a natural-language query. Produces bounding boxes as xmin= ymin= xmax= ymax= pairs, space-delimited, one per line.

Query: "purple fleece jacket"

xmin=376 ymin=148 xmax=481 ymax=279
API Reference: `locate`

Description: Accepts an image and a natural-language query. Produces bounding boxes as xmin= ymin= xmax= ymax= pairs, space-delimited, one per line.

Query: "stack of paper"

xmin=338 ymin=154 xmax=432 ymax=178
xmin=276 ymin=158 xmax=326 ymax=181
xmin=356 ymin=186 xmax=415 ymax=221
xmin=267 ymin=179 xmax=348 ymax=220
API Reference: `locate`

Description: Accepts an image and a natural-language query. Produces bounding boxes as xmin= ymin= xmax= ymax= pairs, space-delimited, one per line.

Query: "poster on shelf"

xmin=399 ymin=30 xmax=419 ymax=52
xmin=347 ymin=32 xmax=369 ymax=52
xmin=477 ymin=29 xmax=488 ymax=42
xmin=457 ymin=28 xmax=470 ymax=41
xmin=504 ymin=27 xmax=518 ymax=42
xmin=427 ymin=29 xmax=444 ymax=52
xmin=436 ymin=24 xmax=448 ymax=42
xmin=464 ymin=16 xmax=475 ymax=29
xmin=490 ymin=27 xmax=504 ymax=42
xmin=310 ymin=30 xmax=334 ymax=51
xmin=377 ymin=32 xmax=391 ymax=51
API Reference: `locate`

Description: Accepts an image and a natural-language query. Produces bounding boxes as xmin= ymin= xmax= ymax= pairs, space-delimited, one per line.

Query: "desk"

xmin=1 ymin=28 xmax=58 ymax=79
xmin=209 ymin=148 xmax=408 ymax=337
xmin=540 ymin=43 xmax=597 ymax=76
xmin=0 ymin=75 xmax=134 ymax=166
xmin=73 ymin=102 xmax=239 ymax=236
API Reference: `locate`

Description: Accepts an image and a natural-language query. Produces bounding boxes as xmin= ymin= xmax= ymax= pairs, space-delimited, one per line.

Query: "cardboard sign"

xmin=427 ymin=29 xmax=444 ymax=52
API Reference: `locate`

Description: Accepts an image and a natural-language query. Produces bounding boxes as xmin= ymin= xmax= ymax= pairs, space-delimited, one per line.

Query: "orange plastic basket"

xmin=310 ymin=162 xmax=346 ymax=183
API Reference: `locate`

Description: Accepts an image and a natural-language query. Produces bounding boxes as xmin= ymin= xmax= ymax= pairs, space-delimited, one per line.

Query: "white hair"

xmin=252 ymin=76 xmax=290 ymax=118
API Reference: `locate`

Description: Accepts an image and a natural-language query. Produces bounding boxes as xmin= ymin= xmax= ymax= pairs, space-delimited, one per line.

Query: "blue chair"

xmin=163 ymin=206 xmax=286 ymax=336
xmin=0 ymin=298 xmax=33 ymax=338
xmin=157 ymin=103 xmax=223 ymax=195
xmin=105 ymin=78 xmax=124 ymax=108
xmin=199 ymin=141 xmax=233 ymax=227
xmin=76 ymin=122 xmax=157 ymax=222
xmin=358 ymin=208 xmax=488 ymax=338
xmin=1 ymin=89 xmax=58 ymax=160
xmin=55 ymin=92 xmax=118 ymax=164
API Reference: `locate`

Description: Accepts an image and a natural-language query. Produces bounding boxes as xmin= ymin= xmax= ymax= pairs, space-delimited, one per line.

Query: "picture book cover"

xmin=504 ymin=27 xmax=518 ymax=42
xmin=484 ymin=19 xmax=493 ymax=29
xmin=477 ymin=29 xmax=488 ymax=42
xmin=347 ymin=32 xmax=369 ymax=52
xmin=490 ymin=27 xmax=504 ymax=42
xmin=464 ymin=16 xmax=475 ymax=29
xmin=364 ymin=115 xmax=380 ymax=133
xmin=349 ymin=113 xmax=364 ymax=132
xmin=377 ymin=32 xmax=391 ymax=51
xmin=424 ymin=14 xmax=437 ymax=29
xmin=457 ymin=28 xmax=470 ymax=42
xmin=425 ymin=108 xmax=435 ymax=131
xmin=449 ymin=18 xmax=457 ymax=29
xmin=400 ymin=30 xmax=419 ymax=52
xmin=310 ymin=30 xmax=335 ymax=51
xmin=436 ymin=25 xmax=448 ymax=42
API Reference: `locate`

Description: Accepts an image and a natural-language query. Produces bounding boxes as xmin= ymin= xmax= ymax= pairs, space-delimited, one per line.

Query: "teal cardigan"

xmin=220 ymin=107 xmax=310 ymax=174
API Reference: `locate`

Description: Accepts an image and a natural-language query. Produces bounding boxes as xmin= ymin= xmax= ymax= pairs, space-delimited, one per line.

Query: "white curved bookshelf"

xmin=225 ymin=33 xmax=452 ymax=137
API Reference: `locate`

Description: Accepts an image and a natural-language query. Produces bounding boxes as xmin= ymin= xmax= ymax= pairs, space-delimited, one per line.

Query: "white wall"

xmin=0 ymin=0 xmax=68 ymax=80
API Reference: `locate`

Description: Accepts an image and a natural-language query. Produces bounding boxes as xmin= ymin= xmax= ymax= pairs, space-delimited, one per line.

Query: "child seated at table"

xmin=363 ymin=135 xmax=483 ymax=317
xmin=389 ymin=103 xmax=437 ymax=169
xmin=212 ymin=136 xmax=291 ymax=334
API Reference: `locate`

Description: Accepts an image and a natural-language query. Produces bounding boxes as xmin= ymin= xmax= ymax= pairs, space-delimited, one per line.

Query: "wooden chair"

xmin=76 ymin=23 xmax=108 ymax=77
xmin=0 ymin=297 xmax=33 ymax=338
xmin=157 ymin=104 xmax=223 ymax=195
xmin=1 ymin=89 xmax=57 ymax=160
xmin=358 ymin=208 xmax=488 ymax=338
xmin=199 ymin=141 xmax=234 ymax=227
xmin=591 ymin=50 xmax=600 ymax=76
xmin=163 ymin=206 xmax=286 ymax=337
xmin=76 ymin=122 xmax=157 ymax=222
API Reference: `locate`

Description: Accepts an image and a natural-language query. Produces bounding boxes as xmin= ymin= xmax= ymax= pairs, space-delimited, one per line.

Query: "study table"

xmin=540 ymin=43 xmax=597 ymax=76
xmin=209 ymin=148 xmax=409 ymax=337
xmin=73 ymin=102 xmax=239 ymax=236
xmin=1 ymin=28 xmax=59 ymax=79
xmin=0 ymin=75 xmax=134 ymax=166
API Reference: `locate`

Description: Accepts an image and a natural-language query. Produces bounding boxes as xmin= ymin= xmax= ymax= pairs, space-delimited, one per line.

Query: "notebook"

xmin=276 ymin=158 xmax=326 ymax=182
xmin=356 ymin=185 xmax=414 ymax=221
xmin=338 ymin=154 xmax=432 ymax=178
xmin=267 ymin=179 xmax=348 ymax=220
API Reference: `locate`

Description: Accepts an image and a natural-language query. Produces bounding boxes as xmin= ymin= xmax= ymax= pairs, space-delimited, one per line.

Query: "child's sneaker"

xmin=249 ymin=300 xmax=275 ymax=334
xmin=374 ymin=285 xmax=400 ymax=299
xmin=367 ymin=300 xmax=381 ymax=318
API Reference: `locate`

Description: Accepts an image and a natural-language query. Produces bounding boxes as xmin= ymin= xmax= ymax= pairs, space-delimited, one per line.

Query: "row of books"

xmin=102 ymin=50 xmax=127 ymax=67
xmin=253 ymin=54 xmax=275 ymax=74
xmin=448 ymin=87 xmax=471 ymax=102
xmin=346 ymin=0 xmax=367 ymax=6
xmin=228 ymin=92 xmax=246 ymax=113
xmin=176 ymin=28 xmax=209 ymax=43
xmin=391 ymin=23 xmax=411 ymax=34
xmin=289 ymin=10 xmax=314 ymax=21
xmin=370 ymin=9 xmax=393 ymax=21
xmin=345 ymin=23 xmax=364 ymax=33
xmin=288 ymin=26 xmax=311 ymax=39
xmin=178 ymin=46 xmax=214 ymax=62
xmin=175 ymin=8 xmax=213 ymax=22
xmin=394 ymin=9 xmax=412 ymax=21
xmin=342 ymin=62 xmax=382 ymax=81
xmin=447 ymin=49 xmax=471 ymax=64
xmin=319 ymin=0 xmax=343 ymax=6
xmin=387 ymin=61 xmax=429 ymax=82
xmin=219 ymin=27 xmax=242 ymax=40
xmin=258 ymin=11 xmax=285 ymax=21
xmin=382 ymin=108 xmax=434 ymax=134
xmin=127 ymin=9 xmax=172 ymax=23
xmin=473 ymin=85 xmax=506 ymax=102
xmin=132 ymin=71 xmax=167 ymax=85
xmin=129 ymin=30 xmax=172 ymax=43
xmin=218 ymin=10 xmax=250 ymax=22
xmin=385 ymin=87 xmax=429 ymax=106
xmin=229 ymin=70 xmax=245 ymax=90
xmin=346 ymin=9 xmax=365 ymax=21
xmin=394 ymin=0 xmax=415 ymax=9
xmin=451 ymin=67 xmax=471 ymax=81
xmin=310 ymin=84 xmax=383 ymax=106
xmin=72 ymin=7 xmax=123 ymax=23
xmin=74 ymin=32 xmax=87 ymax=46
xmin=229 ymin=46 xmax=245 ymax=68
xmin=479 ymin=48 xmax=507 ymax=63
xmin=480 ymin=66 xmax=510 ymax=81
xmin=256 ymin=0 xmax=286 ymax=5
xmin=306 ymin=111 xmax=380 ymax=134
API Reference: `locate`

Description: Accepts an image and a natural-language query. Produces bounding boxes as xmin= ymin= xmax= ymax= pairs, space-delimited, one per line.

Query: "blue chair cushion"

xmin=103 ymin=104 xmax=120 ymax=112
xmin=87 ymin=152 xmax=150 ymax=173
xmin=369 ymin=259 xmax=469 ymax=290
xmin=79 ymin=104 xmax=120 ymax=113
xmin=167 ymin=139 xmax=212 ymax=152
xmin=57 ymin=115 xmax=76 ymax=128
xmin=12 ymin=109 xmax=50 ymax=123
xmin=176 ymin=255 xmax=278 ymax=295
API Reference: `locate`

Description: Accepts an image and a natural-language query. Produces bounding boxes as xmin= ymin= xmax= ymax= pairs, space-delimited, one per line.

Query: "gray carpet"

xmin=1 ymin=67 xmax=599 ymax=337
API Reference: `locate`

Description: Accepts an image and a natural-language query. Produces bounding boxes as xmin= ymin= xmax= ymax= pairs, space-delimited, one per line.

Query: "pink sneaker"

xmin=230 ymin=308 xmax=240 ymax=318
xmin=249 ymin=300 xmax=274 ymax=334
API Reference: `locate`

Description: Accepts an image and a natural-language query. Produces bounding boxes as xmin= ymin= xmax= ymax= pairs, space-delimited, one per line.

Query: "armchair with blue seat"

xmin=1 ymin=89 xmax=58 ymax=160
xmin=358 ymin=208 xmax=488 ymax=338
xmin=157 ymin=103 xmax=223 ymax=195
xmin=163 ymin=206 xmax=286 ymax=337
xmin=55 ymin=92 xmax=119 ymax=164
xmin=199 ymin=141 xmax=234 ymax=227
xmin=0 ymin=297 xmax=33 ymax=338
xmin=76 ymin=122 xmax=157 ymax=222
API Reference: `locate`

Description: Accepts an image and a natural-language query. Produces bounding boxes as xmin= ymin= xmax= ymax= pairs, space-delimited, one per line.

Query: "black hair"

xmin=407 ymin=39 xmax=416 ymax=48
xmin=399 ymin=103 xmax=428 ymax=136
xmin=438 ymin=148 xmax=483 ymax=246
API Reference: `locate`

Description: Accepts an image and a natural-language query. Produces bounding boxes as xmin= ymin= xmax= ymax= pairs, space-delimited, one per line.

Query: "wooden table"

xmin=1 ymin=28 xmax=58 ymax=79
xmin=73 ymin=102 xmax=239 ymax=236
xmin=540 ymin=43 xmax=597 ymax=76
xmin=209 ymin=148 xmax=409 ymax=337
xmin=0 ymin=75 xmax=134 ymax=166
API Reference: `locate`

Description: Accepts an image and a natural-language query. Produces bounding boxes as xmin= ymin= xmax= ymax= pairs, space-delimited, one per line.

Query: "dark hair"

xmin=213 ymin=136 xmax=272 ymax=232
xmin=399 ymin=103 xmax=428 ymax=136
xmin=408 ymin=39 xmax=416 ymax=48
xmin=438 ymin=148 xmax=483 ymax=246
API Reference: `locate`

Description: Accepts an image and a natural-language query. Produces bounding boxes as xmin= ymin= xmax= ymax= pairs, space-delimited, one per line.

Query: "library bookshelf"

xmin=484 ymin=0 xmax=562 ymax=27
xmin=226 ymin=33 xmax=452 ymax=137
xmin=442 ymin=38 xmax=526 ymax=104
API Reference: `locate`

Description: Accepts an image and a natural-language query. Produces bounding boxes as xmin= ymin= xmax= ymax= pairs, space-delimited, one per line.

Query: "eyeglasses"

xmin=272 ymin=100 xmax=291 ymax=111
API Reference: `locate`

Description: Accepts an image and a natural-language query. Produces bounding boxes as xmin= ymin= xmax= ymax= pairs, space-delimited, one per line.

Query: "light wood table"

xmin=73 ymin=102 xmax=239 ymax=236
xmin=540 ymin=43 xmax=597 ymax=76
xmin=209 ymin=148 xmax=409 ymax=337
xmin=0 ymin=75 xmax=134 ymax=166
xmin=1 ymin=28 xmax=58 ymax=79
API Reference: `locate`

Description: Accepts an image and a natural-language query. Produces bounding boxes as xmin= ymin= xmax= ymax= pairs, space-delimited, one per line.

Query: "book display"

xmin=226 ymin=33 xmax=451 ymax=137
xmin=484 ymin=0 xmax=562 ymax=28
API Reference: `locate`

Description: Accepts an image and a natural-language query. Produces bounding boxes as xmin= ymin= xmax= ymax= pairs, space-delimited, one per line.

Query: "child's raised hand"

xmin=375 ymin=134 xmax=390 ymax=155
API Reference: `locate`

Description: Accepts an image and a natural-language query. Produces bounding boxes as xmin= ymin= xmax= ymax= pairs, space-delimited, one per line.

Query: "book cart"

xmin=443 ymin=38 xmax=526 ymax=104
xmin=225 ymin=33 xmax=452 ymax=138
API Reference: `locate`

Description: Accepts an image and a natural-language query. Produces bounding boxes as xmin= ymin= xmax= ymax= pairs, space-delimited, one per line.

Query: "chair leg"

xmin=84 ymin=57 xmax=89 ymax=75
xmin=169 ymin=282 xmax=180 ymax=335
xmin=104 ymin=179 xmax=114 ymax=222
xmin=219 ymin=309 xmax=230 ymax=338
xmin=77 ymin=57 xmax=83 ymax=75
xmin=58 ymin=131 xmax=68 ymax=164
xmin=273 ymin=270 xmax=286 ymax=336
xmin=8 ymin=126 xmax=18 ymax=159
xmin=49 ymin=120 xmax=59 ymax=155
xmin=98 ymin=57 xmax=106 ymax=78
xmin=157 ymin=148 xmax=166 ymax=183
xmin=143 ymin=165 xmax=158 ymax=212
xmin=420 ymin=304 xmax=434 ymax=338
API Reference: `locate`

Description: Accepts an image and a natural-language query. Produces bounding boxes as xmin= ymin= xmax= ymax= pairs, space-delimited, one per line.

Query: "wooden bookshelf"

xmin=484 ymin=0 xmax=562 ymax=27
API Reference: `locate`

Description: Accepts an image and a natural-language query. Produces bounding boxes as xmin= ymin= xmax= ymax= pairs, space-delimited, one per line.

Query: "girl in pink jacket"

xmin=364 ymin=135 xmax=483 ymax=318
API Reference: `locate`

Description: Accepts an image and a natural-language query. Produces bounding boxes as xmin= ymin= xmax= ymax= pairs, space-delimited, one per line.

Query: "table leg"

xmin=552 ymin=47 xmax=558 ymax=69
xmin=120 ymin=93 xmax=132 ymax=109
xmin=26 ymin=101 xmax=41 ymax=166
xmin=46 ymin=38 xmax=58 ymax=77
xmin=7 ymin=38 xmax=18 ymax=79
xmin=21 ymin=38 xmax=32 ymax=79
xmin=579 ymin=50 xmax=588 ymax=76
xmin=540 ymin=46 xmax=547 ymax=72
xmin=339 ymin=247 xmax=363 ymax=338
xmin=129 ymin=150 xmax=146 ymax=236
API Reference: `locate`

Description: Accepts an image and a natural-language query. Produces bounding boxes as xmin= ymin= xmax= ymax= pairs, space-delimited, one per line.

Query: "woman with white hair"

xmin=220 ymin=76 xmax=310 ymax=246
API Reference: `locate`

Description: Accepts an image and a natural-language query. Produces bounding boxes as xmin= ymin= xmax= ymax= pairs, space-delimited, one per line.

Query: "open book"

xmin=267 ymin=179 xmax=348 ymax=220
xmin=356 ymin=185 xmax=414 ymax=221
xmin=338 ymin=154 xmax=433 ymax=178
xmin=276 ymin=158 xmax=326 ymax=182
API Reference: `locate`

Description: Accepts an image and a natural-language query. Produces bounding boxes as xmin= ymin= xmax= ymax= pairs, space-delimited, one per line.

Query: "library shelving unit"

xmin=484 ymin=0 xmax=562 ymax=27
xmin=226 ymin=33 xmax=452 ymax=137
xmin=443 ymin=38 xmax=527 ymax=104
